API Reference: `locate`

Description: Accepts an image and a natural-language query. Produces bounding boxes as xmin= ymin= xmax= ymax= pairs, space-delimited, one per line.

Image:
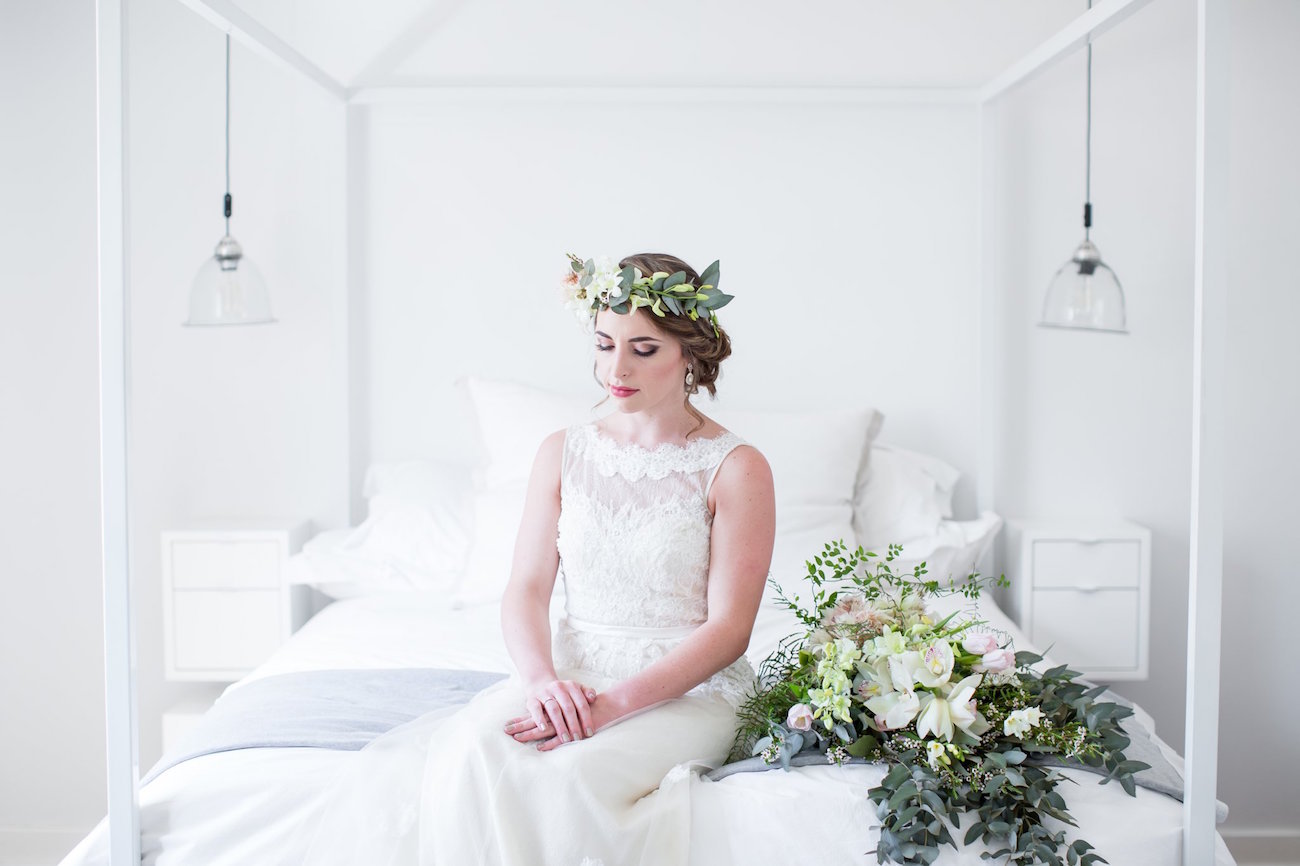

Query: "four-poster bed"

xmin=94 ymin=0 xmax=1228 ymax=862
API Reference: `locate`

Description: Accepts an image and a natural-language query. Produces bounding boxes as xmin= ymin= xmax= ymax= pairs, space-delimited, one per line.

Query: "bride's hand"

xmin=503 ymin=693 xmax=622 ymax=751
xmin=516 ymin=679 xmax=598 ymax=743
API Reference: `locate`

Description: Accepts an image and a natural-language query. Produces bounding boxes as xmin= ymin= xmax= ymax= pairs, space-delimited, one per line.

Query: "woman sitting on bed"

xmin=302 ymin=252 xmax=776 ymax=866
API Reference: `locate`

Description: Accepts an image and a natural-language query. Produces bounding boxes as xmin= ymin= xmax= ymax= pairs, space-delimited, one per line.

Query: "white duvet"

xmin=61 ymin=592 xmax=1234 ymax=866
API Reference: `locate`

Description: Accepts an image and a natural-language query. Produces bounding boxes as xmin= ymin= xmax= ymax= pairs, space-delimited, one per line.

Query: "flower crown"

xmin=561 ymin=253 xmax=733 ymax=336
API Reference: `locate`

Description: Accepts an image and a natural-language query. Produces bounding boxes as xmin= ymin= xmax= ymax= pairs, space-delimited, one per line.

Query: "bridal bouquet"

xmin=730 ymin=540 xmax=1147 ymax=866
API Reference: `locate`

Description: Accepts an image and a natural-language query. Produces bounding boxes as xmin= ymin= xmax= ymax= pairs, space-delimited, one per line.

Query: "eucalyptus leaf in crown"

xmin=729 ymin=541 xmax=1146 ymax=866
xmin=561 ymin=253 xmax=732 ymax=335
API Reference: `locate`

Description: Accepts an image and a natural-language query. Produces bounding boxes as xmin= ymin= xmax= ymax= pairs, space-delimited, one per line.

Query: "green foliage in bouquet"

xmin=731 ymin=541 xmax=1148 ymax=866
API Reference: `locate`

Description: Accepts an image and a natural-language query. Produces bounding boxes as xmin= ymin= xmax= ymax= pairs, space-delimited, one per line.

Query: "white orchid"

xmin=916 ymin=640 xmax=956 ymax=688
xmin=866 ymin=686 xmax=921 ymax=731
xmin=887 ymin=651 xmax=923 ymax=693
xmin=855 ymin=659 xmax=895 ymax=701
xmin=916 ymin=674 xmax=987 ymax=742
xmin=870 ymin=626 xmax=909 ymax=662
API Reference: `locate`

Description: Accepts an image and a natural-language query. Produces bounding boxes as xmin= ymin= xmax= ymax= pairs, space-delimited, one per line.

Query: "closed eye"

xmin=595 ymin=343 xmax=658 ymax=357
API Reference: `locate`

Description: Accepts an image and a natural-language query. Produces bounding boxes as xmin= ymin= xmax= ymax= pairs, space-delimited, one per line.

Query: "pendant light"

xmin=1040 ymin=0 xmax=1127 ymax=334
xmin=185 ymin=34 xmax=274 ymax=327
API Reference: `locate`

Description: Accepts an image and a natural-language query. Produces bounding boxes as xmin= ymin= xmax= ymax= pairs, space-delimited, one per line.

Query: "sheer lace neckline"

xmin=572 ymin=423 xmax=743 ymax=481
xmin=587 ymin=422 xmax=734 ymax=455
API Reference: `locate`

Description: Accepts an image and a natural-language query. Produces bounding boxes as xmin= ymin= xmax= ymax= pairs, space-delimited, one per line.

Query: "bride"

xmin=301 ymin=252 xmax=775 ymax=865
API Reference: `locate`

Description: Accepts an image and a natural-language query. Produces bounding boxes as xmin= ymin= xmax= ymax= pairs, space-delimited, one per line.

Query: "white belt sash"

xmin=562 ymin=614 xmax=699 ymax=640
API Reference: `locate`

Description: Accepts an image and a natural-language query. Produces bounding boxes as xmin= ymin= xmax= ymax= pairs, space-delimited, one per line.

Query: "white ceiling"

xmin=221 ymin=0 xmax=1089 ymax=89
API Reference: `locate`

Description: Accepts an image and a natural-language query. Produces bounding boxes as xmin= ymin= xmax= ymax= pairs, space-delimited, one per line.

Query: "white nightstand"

xmin=1000 ymin=518 xmax=1151 ymax=681
xmin=161 ymin=519 xmax=313 ymax=681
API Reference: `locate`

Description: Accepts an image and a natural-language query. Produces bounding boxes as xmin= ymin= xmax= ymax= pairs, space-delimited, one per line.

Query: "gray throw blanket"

xmin=705 ymin=689 xmax=1229 ymax=824
xmin=142 ymin=668 xmax=507 ymax=785
xmin=140 ymin=669 xmax=1226 ymax=825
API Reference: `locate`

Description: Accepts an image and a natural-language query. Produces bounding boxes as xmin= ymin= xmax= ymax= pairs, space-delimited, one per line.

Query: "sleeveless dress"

xmin=298 ymin=423 xmax=756 ymax=865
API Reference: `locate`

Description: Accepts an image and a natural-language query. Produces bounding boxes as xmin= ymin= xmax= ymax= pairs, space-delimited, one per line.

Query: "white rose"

xmin=786 ymin=703 xmax=814 ymax=731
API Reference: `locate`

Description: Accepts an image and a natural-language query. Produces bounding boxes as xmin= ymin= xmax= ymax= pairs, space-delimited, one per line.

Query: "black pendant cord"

xmin=223 ymin=33 xmax=232 ymax=235
xmin=1084 ymin=0 xmax=1093 ymax=240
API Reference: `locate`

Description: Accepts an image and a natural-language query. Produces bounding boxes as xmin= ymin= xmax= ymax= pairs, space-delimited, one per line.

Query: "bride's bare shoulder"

xmin=688 ymin=414 xmax=730 ymax=442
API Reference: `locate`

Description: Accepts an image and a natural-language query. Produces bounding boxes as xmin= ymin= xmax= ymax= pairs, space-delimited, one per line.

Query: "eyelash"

xmin=596 ymin=344 xmax=657 ymax=358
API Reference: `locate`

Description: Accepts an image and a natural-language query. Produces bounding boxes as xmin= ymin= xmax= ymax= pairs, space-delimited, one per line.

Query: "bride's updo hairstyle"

xmin=616 ymin=252 xmax=733 ymax=400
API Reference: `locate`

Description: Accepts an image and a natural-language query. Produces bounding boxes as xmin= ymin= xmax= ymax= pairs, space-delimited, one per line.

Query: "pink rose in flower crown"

xmin=975 ymin=648 xmax=1016 ymax=673
xmin=962 ymin=632 xmax=1000 ymax=655
xmin=786 ymin=703 xmax=814 ymax=731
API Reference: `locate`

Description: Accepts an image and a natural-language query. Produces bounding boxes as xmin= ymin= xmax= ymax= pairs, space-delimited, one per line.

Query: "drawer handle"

xmin=1076 ymin=584 xmax=1101 ymax=593
xmin=1076 ymin=537 xmax=1102 ymax=544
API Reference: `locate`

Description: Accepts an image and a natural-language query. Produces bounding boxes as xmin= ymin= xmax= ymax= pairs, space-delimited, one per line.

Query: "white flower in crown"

xmin=560 ymin=268 xmax=595 ymax=330
xmin=559 ymin=252 xmax=731 ymax=335
xmin=586 ymin=256 xmax=627 ymax=305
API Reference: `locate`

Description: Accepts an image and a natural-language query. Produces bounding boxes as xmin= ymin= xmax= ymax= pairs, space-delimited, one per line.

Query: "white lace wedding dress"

xmin=298 ymin=423 xmax=756 ymax=865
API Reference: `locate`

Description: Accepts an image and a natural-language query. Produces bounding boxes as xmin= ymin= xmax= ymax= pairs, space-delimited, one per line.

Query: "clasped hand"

xmin=502 ymin=678 xmax=612 ymax=752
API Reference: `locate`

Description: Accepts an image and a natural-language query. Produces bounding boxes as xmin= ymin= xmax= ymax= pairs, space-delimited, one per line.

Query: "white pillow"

xmin=853 ymin=443 xmax=962 ymax=551
xmin=705 ymin=405 xmax=884 ymax=605
xmin=287 ymin=460 xmax=474 ymax=600
xmin=884 ymin=511 xmax=1004 ymax=585
xmin=455 ymin=376 xmax=605 ymax=607
xmin=364 ymin=460 xmax=473 ymax=518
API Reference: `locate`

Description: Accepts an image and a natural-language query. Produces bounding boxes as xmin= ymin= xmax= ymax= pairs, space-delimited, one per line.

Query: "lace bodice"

xmin=552 ymin=423 xmax=756 ymax=703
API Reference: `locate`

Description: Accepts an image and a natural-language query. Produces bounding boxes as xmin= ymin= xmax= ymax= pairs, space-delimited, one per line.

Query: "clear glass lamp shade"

xmin=185 ymin=237 xmax=275 ymax=326
xmin=1039 ymin=239 xmax=1127 ymax=333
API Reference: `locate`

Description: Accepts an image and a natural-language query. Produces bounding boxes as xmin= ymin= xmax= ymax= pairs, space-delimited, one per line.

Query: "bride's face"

xmin=593 ymin=309 xmax=688 ymax=415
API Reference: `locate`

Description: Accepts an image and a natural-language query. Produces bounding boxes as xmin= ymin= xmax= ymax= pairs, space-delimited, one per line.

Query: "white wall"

xmin=359 ymin=97 xmax=983 ymax=514
xmin=0 ymin=0 xmax=347 ymax=855
xmin=0 ymin=0 xmax=106 ymax=851
xmin=124 ymin=0 xmax=348 ymax=775
xmin=989 ymin=0 xmax=1299 ymax=848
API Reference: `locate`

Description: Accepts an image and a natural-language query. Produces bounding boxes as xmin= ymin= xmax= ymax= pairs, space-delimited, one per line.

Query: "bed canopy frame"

xmin=94 ymin=0 xmax=1228 ymax=861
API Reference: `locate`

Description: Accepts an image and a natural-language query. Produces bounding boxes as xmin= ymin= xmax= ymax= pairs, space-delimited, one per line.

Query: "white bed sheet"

xmin=61 ymin=592 xmax=1234 ymax=866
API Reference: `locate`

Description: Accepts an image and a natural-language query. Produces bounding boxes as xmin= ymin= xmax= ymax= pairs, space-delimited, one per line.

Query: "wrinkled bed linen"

xmin=144 ymin=668 xmax=506 ymax=785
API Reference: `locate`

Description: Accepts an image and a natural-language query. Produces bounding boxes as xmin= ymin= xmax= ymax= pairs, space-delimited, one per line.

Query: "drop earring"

xmin=684 ymin=366 xmax=695 ymax=389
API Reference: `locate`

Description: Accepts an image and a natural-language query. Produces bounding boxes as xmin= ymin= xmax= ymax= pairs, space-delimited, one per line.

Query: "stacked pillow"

xmin=285 ymin=460 xmax=472 ymax=599
xmin=453 ymin=377 xmax=601 ymax=606
xmin=702 ymin=405 xmax=882 ymax=603
xmin=288 ymin=376 xmax=1001 ymax=605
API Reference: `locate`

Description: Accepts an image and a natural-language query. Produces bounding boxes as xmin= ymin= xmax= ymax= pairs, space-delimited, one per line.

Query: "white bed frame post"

xmin=96 ymin=0 xmax=141 ymax=862
xmin=976 ymin=2 xmax=1227 ymax=861
xmin=1183 ymin=0 xmax=1229 ymax=860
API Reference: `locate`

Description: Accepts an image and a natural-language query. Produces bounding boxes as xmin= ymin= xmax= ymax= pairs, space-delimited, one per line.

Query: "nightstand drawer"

xmin=1031 ymin=539 xmax=1141 ymax=589
xmin=169 ymin=540 xmax=281 ymax=590
xmin=171 ymin=590 xmax=282 ymax=672
xmin=1031 ymin=588 xmax=1140 ymax=671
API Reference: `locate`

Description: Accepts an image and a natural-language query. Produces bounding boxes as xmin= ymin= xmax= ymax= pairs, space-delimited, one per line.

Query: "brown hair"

xmin=616 ymin=252 xmax=732 ymax=397
xmin=609 ymin=252 xmax=733 ymax=435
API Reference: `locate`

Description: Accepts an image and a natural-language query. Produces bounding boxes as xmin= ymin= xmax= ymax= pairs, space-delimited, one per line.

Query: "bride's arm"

xmin=584 ymin=445 xmax=775 ymax=733
xmin=500 ymin=430 xmax=597 ymax=740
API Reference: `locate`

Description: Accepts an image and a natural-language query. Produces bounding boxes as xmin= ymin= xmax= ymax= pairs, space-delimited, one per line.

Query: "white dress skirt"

xmin=297 ymin=424 xmax=758 ymax=866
